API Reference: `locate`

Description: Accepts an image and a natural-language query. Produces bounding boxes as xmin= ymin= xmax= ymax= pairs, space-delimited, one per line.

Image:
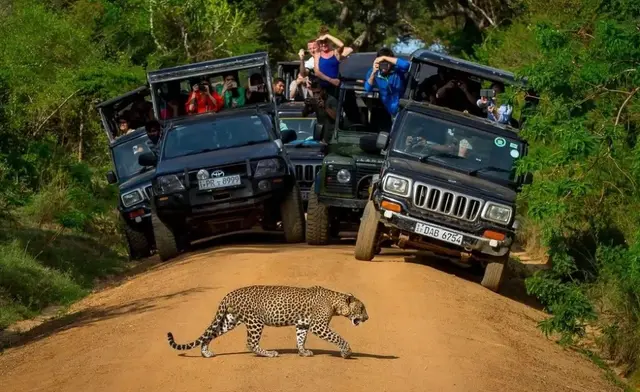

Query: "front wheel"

xmin=280 ymin=184 xmax=305 ymax=243
xmin=306 ymin=191 xmax=330 ymax=245
xmin=354 ymin=201 xmax=381 ymax=261
xmin=152 ymin=214 xmax=180 ymax=262
xmin=122 ymin=218 xmax=152 ymax=261
xmin=480 ymin=253 xmax=510 ymax=292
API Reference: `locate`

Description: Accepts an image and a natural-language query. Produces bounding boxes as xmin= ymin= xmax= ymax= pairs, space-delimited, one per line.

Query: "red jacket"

xmin=185 ymin=90 xmax=223 ymax=114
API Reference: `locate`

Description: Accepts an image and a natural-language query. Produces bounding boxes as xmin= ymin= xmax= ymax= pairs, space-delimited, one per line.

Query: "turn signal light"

xmin=483 ymin=230 xmax=505 ymax=241
xmin=381 ymin=200 xmax=402 ymax=212
xmin=128 ymin=209 xmax=145 ymax=219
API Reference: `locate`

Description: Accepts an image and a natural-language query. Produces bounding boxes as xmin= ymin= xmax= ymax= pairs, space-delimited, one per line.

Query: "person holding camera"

xmin=477 ymin=82 xmax=513 ymax=124
xmin=185 ymin=79 xmax=223 ymax=114
xmin=246 ymin=73 xmax=268 ymax=105
xmin=215 ymin=72 xmax=246 ymax=109
xmin=364 ymin=47 xmax=411 ymax=118
xmin=302 ymin=79 xmax=338 ymax=143
xmin=289 ymin=73 xmax=312 ymax=101
xmin=434 ymin=72 xmax=480 ymax=115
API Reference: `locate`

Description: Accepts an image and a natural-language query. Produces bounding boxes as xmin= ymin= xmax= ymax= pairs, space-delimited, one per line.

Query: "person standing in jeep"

xmin=364 ymin=47 xmax=411 ymax=119
xmin=185 ymin=80 xmax=223 ymax=114
xmin=302 ymin=79 xmax=337 ymax=143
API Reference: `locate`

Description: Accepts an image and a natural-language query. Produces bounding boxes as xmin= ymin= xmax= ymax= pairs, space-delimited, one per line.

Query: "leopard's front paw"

xmin=340 ymin=348 xmax=352 ymax=359
xmin=298 ymin=349 xmax=314 ymax=357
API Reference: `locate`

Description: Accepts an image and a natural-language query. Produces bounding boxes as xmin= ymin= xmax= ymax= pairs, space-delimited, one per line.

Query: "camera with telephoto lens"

xmin=379 ymin=60 xmax=392 ymax=72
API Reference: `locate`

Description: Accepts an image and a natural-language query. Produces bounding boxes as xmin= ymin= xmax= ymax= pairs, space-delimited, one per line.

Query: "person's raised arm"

xmin=298 ymin=49 xmax=308 ymax=78
xmin=364 ymin=67 xmax=376 ymax=93
xmin=319 ymin=34 xmax=345 ymax=59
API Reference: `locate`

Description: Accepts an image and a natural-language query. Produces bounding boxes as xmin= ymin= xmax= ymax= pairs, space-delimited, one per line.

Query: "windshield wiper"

xmin=181 ymin=147 xmax=222 ymax=157
xmin=419 ymin=151 xmax=463 ymax=163
xmin=467 ymin=166 xmax=512 ymax=176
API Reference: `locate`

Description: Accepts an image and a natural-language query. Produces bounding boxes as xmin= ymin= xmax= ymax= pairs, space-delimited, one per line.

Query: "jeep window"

xmin=112 ymin=135 xmax=155 ymax=181
xmin=162 ymin=115 xmax=272 ymax=159
xmin=393 ymin=111 xmax=523 ymax=183
xmin=280 ymin=117 xmax=316 ymax=143
xmin=339 ymin=89 xmax=392 ymax=133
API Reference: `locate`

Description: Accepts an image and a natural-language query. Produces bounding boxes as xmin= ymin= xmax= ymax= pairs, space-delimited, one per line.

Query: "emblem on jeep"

xmin=211 ymin=170 xmax=225 ymax=177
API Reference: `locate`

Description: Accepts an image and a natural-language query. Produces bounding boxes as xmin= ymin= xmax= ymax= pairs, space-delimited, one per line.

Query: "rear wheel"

xmin=481 ymin=253 xmax=510 ymax=292
xmin=152 ymin=214 xmax=180 ymax=261
xmin=280 ymin=184 xmax=305 ymax=243
xmin=354 ymin=201 xmax=381 ymax=261
xmin=306 ymin=191 xmax=330 ymax=245
xmin=122 ymin=218 xmax=152 ymax=260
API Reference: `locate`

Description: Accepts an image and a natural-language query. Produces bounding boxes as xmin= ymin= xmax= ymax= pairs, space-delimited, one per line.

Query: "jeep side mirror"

xmin=376 ymin=132 xmax=389 ymax=150
xmin=105 ymin=170 xmax=117 ymax=185
xmin=313 ymin=123 xmax=324 ymax=141
xmin=138 ymin=152 xmax=158 ymax=167
xmin=281 ymin=129 xmax=297 ymax=144
xmin=522 ymin=172 xmax=534 ymax=185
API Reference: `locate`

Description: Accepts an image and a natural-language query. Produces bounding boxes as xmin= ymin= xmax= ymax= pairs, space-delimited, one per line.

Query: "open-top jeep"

xmin=305 ymin=52 xmax=403 ymax=244
xmin=97 ymin=86 xmax=157 ymax=260
xmin=354 ymin=49 xmax=536 ymax=292
xmin=138 ymin=52 xmax=305 ymax=261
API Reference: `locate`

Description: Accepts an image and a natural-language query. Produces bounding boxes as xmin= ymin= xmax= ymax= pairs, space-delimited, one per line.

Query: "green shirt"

xmin=215 ymin=85 xmax=246 ymax=108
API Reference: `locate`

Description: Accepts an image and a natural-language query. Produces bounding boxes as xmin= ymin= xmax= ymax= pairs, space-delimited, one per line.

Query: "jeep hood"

xmin=119 ymin=169 xmax=154 ymax=193
xmin=285 ymin=143 xmax=325 ymax=161
xmin=387 ymin=157 xmax=517 ymax=203
xmin=156 ymin=141 xmax=281 ymax=175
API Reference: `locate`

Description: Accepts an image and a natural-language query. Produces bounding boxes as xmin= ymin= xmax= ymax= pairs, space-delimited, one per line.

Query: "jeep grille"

xmin=144 ymin=186 xmax=153 ymax=199
xmin=294 ymin=164 xmax=321 ymax=182
xmin=413 ymin=182 xmax=483 ymax=222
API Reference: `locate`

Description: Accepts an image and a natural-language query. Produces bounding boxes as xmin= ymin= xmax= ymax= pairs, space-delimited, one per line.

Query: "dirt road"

xmin=0 ymin=234 xmax=620 ymax=392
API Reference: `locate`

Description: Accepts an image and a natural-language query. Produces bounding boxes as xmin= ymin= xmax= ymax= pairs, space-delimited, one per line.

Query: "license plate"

xmin=414 ymin=222 xmax=463 ymax=246
xmin=301 ymin=191 xmax=309 ymax=200
xmin=198 ymin=175 xmax=241 ymax=190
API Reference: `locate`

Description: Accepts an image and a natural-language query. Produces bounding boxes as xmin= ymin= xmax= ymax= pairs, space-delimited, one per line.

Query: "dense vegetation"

xmin=1 ymin=0 xmax=639 ymax=386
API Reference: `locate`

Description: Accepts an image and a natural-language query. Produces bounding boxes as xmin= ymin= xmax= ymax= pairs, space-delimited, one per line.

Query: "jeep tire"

xmin=152 ymin=214 xmax=180 ymax=261
xmin=354 ymin=201 xmax=381 ymax=261
xmin=481 ymin=253 xmax=510 ymax=292
xmin=122 ymin=217 xmax=152 ymax=261
xmin=280 ymin=184 xmax=305 ymax=243
xmin=306 ymin=190 xmax=330 ymax=245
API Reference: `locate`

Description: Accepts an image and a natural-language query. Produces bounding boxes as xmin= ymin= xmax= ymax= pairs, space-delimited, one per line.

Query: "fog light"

xmin=489 ymin=239 xmax=498 ymax=248
xmin=258 ymin=180 xmax=270 ymax=190
xmin=383 ymin=210 xmax=393 ymax=219
xmin=135 ymin=216 xmax=142 ymax=223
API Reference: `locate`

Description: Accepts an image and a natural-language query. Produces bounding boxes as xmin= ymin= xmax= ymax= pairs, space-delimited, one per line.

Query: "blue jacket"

xmin=364 ymin=58 xmax=411 ymax=116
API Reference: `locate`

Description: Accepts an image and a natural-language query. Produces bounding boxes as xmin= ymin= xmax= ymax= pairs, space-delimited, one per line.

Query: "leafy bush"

xmin=0 ymin=241 xmax=86 ymax=328
xmin=475 ymin=0 xmax=640 ymax=378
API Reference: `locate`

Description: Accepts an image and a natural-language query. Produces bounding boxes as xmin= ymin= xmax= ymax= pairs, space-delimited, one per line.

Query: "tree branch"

xmin=149 ymin=0 xmax=167 ymax=53
xmin=33 ymin=89 xmax=82 ymax=137
xmin=466 ymin=0 xmax=497 ymax=27
xmin=615 ymin=87 xmax=640 ymax=127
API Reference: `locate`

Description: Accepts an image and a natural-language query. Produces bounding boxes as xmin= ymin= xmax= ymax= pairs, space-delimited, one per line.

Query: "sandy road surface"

xmin=0 ymin=234 xmax=620 ymax=392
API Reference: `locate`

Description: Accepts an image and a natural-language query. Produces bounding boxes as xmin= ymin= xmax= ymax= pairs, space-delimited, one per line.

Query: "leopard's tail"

xmin=167 ymin=303 xmax=227 ymax=351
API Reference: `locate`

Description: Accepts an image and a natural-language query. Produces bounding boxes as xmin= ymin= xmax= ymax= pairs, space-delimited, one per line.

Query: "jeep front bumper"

xmin=378 ymin=207 xmax=512 ymax=258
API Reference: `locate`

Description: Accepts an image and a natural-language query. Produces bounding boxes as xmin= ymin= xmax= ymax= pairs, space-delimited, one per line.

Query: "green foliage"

xmin=0 ymin=241 xmax=86 ymax=329
xmin=476 ymin=0 xmax=640 ymax=378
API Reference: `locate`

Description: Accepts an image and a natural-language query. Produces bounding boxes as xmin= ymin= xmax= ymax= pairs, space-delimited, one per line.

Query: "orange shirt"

xmin=185 ymin=90 xmax=223 ymax=114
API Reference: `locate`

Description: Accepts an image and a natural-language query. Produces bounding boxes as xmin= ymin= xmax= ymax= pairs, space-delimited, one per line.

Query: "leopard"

xmin=167 ymin=285 xmax=369 ymax=359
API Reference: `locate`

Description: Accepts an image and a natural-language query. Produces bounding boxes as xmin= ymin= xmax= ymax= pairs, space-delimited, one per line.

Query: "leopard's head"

xmin=336 ymin=293 xmax=369 ymax=326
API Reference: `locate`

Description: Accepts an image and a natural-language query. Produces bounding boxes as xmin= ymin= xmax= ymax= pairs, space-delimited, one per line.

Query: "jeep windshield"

xmin=112 ymin=135 xmax=155 ymax=181
xmin=392 ymin=111 xmax=524 ymax=183
xmin=280 ymin=117 xmax=316 ymax=143
xmin=162 ymin=115 xmax=272 ymax=159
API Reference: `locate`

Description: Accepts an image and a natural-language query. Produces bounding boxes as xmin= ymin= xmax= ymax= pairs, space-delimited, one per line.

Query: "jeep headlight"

xmin=255 ymin=158 xmax=283 ymax=177
xmin=336 ymin=169 xmax=351 ymax=183
xmin=121 ymin=189 xmax=144 ymax=207
xmin=155 ymin=174 xmax=185 ymax=194
xmin=382 ymin=174 xmax=411 ymax=197
xmin=482 ymin=203 xmax=512 ymax=224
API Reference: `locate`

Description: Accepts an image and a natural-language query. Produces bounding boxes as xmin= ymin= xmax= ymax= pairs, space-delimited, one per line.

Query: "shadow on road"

xmin=178 ymin=348 xmax=398 ymax=360
xmin=402 ymin=252 xmax=544 ymax=311
xmin=1 ymin=287 xmax=212 ymax=351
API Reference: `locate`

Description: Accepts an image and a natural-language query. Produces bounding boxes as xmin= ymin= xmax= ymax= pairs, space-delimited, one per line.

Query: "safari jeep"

xmin=305 ymin=52 xmax=396 ymax=244
xmin=354 ymin=50 xmax=537 ymax=292
xmin=139 ymin=52 xmax=305 ymax=261
xmin=97 ymin=86 xmax=157 ymax=260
